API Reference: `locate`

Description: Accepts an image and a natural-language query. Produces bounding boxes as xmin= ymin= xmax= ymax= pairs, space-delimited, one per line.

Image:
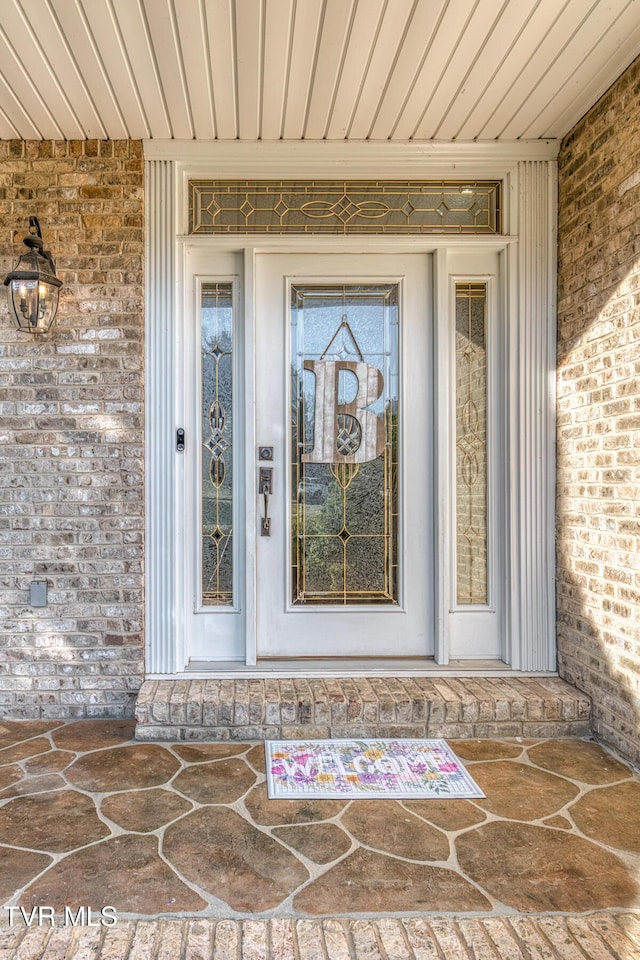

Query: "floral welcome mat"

xmin=265 ymin=739 xmax=485 ymax=799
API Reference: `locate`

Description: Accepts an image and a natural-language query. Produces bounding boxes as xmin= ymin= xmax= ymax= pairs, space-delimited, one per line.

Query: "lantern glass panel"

xmin=9 ymin=279 xmax=59 ymax=333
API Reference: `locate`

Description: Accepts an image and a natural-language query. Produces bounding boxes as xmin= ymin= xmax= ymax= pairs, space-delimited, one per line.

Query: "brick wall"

xmin=557 ymin=57 xmax=640 ymax=765
xmin=0 ymin=140 xmax=144 ymax=719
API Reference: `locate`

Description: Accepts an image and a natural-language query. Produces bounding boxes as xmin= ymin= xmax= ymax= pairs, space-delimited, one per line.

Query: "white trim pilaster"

xmin=145 ymin=159 xmax=177 ymax=673
xmin=509 ymin=160 xmax=558 ymax=671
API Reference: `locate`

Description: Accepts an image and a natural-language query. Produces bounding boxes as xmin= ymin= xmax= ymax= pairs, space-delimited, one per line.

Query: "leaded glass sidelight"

xmin=201 ymin=282 xmax=233 ymax=605
xmin=291 ymin=284 xmax=399 ymax=605
xmin=455 ymin=283 xmax=488 ymax=605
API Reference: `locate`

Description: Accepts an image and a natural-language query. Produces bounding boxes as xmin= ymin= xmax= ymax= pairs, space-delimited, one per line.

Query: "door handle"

xmin=259 ymin=467 xmax=273 ymax=536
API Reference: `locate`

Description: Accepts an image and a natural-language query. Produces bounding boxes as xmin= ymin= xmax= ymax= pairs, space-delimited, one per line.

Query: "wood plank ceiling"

xmin=1 ymin=0 xmax=639 ymax=142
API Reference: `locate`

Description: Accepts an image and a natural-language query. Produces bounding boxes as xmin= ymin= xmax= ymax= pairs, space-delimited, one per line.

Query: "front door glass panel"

xmin=201 ymin=281 xmax=234 ymax=605
xmin=290 ymin=284 xmax=399 ymax=605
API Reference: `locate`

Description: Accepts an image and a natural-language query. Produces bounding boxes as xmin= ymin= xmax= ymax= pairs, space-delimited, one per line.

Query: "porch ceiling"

xmin=1 ymin=0 xmax=640 ymax=144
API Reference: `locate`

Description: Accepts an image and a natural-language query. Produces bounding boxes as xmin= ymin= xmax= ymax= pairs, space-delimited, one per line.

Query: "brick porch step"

xmin=134 ymin=676 xmax=591 ymax=741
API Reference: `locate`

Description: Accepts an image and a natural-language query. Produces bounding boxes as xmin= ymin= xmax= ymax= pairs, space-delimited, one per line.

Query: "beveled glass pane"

xmin=201 ymin=282 xmax=233 ymax=606
xmin=455 ymin=283 xmax=488 ymax=605
xmin=291 ymin=284 xmax=399 ymax=605
xmin=190 ymin=181 xmax=501 ymax=235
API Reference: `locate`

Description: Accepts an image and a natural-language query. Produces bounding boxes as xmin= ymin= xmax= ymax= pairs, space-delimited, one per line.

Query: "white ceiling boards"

xmin=1 ymin=0 xmax=639 ymax=142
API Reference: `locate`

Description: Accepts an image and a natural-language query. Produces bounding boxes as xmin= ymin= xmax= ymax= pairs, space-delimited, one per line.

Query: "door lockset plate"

xmin=258 ymin=467 xmax=273 ymax=495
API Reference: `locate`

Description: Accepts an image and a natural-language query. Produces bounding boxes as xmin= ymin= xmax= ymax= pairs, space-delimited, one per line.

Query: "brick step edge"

xmin=134 ymin=677 xmax=591 ymax=742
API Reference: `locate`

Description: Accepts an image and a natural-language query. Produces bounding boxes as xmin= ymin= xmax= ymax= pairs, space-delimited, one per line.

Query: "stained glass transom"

xmin=455 ymin=282 xmax=488 ymax=605
xmin=291 ymin=284 xmax=399 ymax=605
xmin=189 ymin=180 xmax=501 ymax=235
xmin=201 ymin=282 xmax=233 ymax=605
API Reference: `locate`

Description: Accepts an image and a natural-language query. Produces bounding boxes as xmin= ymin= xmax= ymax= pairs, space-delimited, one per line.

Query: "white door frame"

xmin=144 ymin=140 xmax=558 ymax=675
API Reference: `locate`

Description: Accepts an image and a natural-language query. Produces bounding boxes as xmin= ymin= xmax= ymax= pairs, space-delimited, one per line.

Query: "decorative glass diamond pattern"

xmin=189 ymin=180 xmax=501 ymax=235
xmin=204 ymin=432 xmax=230 ymax=459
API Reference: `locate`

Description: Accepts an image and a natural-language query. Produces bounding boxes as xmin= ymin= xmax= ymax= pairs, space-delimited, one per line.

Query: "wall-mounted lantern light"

xmin=3 ymin=217 xmax=62 ymax=334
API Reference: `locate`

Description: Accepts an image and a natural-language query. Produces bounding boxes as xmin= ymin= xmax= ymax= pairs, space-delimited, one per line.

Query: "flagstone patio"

xmin=0 ymin=720 xmax=638 ymax=927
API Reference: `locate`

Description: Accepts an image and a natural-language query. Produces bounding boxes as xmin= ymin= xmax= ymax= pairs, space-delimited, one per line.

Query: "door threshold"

xmin=153 ymin=658 xmax=559 ymax=680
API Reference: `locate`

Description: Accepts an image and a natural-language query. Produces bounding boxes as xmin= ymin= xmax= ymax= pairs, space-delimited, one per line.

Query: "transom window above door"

xmin=189 ymin=180 xmax=502 ymax=235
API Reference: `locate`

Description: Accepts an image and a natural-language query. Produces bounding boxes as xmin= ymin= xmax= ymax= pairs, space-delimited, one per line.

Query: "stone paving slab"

xmin=135 ymin=676 xmax=592 ymax=741
xmin=1 ymin=721 xmax=639 ymax=927
xmin=0 ymin=915 xmax=639 ymax=959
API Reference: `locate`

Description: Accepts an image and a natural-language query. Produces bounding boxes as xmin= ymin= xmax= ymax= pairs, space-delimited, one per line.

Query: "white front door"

xmin=254 ymin=253 xmax=433 ymax=658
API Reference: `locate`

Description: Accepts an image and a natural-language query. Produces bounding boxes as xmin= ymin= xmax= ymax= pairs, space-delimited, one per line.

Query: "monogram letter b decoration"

xmin=302 ymin=360 xmax=385 ymax=465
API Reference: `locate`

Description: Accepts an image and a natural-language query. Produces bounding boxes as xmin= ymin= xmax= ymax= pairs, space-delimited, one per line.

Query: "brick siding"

xmin=557 ymin=57 xmax=640 ymax=765
xmin=0 ymin=140 xmax=144 ymax=719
